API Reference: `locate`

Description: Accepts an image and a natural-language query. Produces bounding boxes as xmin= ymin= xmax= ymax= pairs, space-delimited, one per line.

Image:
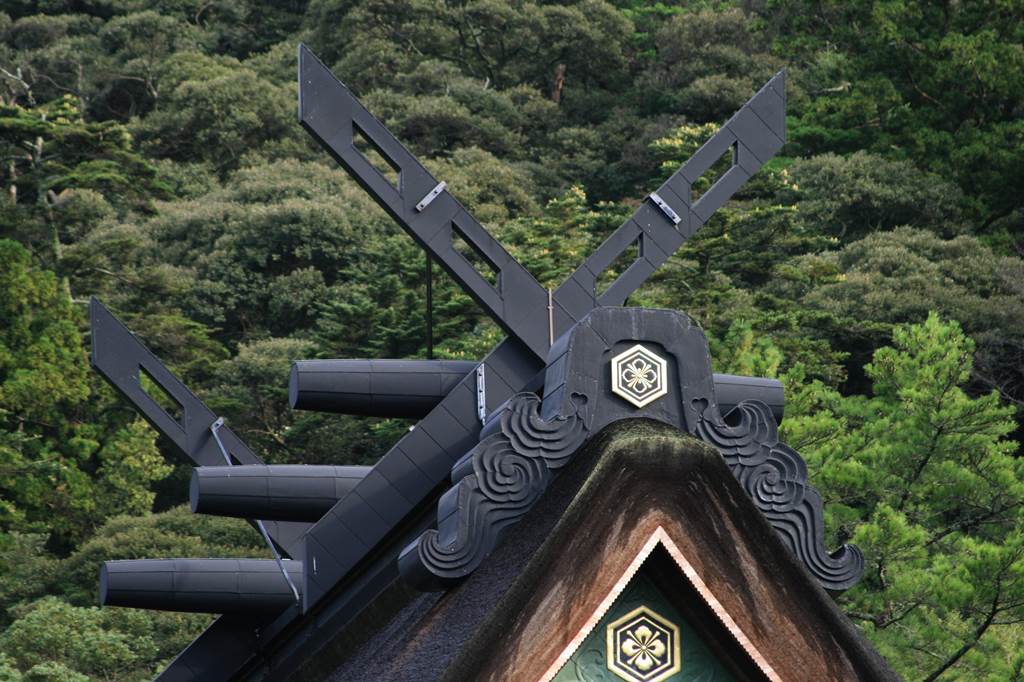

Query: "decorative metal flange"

xmin=397 ymin=393 xmax=588 ymax=590
xmin=692 ymin=398 xmax=864 ymax=591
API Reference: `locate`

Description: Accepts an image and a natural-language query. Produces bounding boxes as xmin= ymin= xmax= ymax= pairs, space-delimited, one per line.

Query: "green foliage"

xmin=783 ymin=314 xmax=1023 ymax=679
xmin=499 ymin=186 xmax=626 ymax=288
xmin=0 ymin=1 xmax=1023 ymax=679
xmin=0 ymin=597 xmax=158 ymax=680
xmin=0 ymin=97 xmax=166 ymax=213
xmin=774 ymin=227 xmax=1024 ymax=397
xmin=0 ymin=239 xmax=88 ymax=418
xmin=0 ymin=240 xmax=170 ymax=547
xmin=0 ymin=653 xmax=21 ymax=682
xmin=0 ymin=534 xmax=57 ymax=623
xmin=130 ymin=53 xmax=302 ymax=173
xmin=0 ymin=13 xmax=105 ymax=110
xmin=308 ymin=0 xmax=632 ymax=93
xmin=0 ymin=508 xmax=263 ymax=679
xmin=709 ymin=320 xmax=783 ymax=378
xmin=786 ymin=151 xmax=965 ymax=240
xmin=766 ymin=0 xmax=1024 ymax=231
xmin=638 ymin=8 xmax=781 ymax=120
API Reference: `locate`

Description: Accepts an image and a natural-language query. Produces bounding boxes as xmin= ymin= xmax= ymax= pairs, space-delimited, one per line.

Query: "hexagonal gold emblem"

xmin=606 ymin=605 xmax=681 ymax=682
xmin=610 ymin=344 xmax=668 ymax=409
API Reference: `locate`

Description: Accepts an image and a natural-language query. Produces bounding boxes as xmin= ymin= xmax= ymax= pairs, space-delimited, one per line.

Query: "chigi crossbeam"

xmin=292 ymin=44 xmax=806 ymax=609
xmin=298 ymin=46 xmax=552 ymax=360
xmin=89 ymin=40 xmax=865 ymax=682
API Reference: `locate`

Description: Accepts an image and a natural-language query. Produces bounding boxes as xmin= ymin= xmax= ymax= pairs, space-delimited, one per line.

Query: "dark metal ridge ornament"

xmin=297 ymin=44 xmax=789 ymax=354
xmin=77 ymin=43 xmax=868 ymax=682
xmin=398 ymin=308 xmax=864 ymax=592
xmin=298 ymin=46 xmax=862 ymax=592
xmin=294 ymin=47 xmax=852 ymax=610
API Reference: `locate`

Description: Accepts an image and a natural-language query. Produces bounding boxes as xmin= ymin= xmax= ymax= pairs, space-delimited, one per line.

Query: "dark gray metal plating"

xmin=400 ymin=307 xmax=863 ymax=592
xmin=296 ymin=55 xmax=792 ymax=611
xmin=101 ymin=559 xmax=303 ymax=614
xmin=289 ymin=358 xmax=477 ymax=418
xmin=191 ymin=464 xmax=371 ymax=522
xmin=713 ymin=373 xmax=784 ymax=423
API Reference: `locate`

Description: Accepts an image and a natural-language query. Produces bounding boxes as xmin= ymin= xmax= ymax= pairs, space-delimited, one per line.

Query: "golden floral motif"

xmin=620 ymin=624 xmax=667 ymax=671
xmin=622 ymin=358 xmax=657 ymax=394
xmin=610 ymin=345 xmax=669 ymax=409
xmin=606 ymin=605 xmax=681 ymax=682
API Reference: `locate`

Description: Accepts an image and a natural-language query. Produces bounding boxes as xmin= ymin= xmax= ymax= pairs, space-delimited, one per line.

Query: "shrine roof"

xmin=265 ymin=420 xmax=898 ymax=682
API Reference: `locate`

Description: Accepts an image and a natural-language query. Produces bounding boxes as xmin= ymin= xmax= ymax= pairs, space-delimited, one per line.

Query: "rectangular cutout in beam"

xmin=692 ymin=142 xmax=737 ymax=203
xmin=139 ymin=367 xmax=184 ymax=426
xmin=452 ymin=219 xmax=501 ymax=289
xmin=353 ymin=121 xmax=401 ymax=190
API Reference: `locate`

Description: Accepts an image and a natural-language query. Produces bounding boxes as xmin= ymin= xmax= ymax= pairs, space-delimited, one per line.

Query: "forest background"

xmin=0 ymin=0 xmax=1022 ymax=680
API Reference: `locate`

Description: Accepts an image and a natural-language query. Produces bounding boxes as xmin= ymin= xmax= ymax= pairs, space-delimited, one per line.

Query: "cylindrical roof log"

xmin=190 ymin=464 xmax=370 ymax=522
xmin=289 ymin=359 xmax=478 ymax=418
xmin=289 ymin=358 xmax=784 ymax=423
xmin=713 ymin=373 xmax=784 ymax=423
xmin=100 ymin=559 xmax=302 ymax=614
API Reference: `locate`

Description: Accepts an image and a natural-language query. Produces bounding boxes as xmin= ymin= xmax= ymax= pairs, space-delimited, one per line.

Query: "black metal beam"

xmin=289 ymin=359 xmax=479 ymax=418
xmin=553 ymin=72 xmax=786 ymax=318
xmin=298 ymin=45 xmax=551 ymax=360
xmin=89 ymin=298 xmax=308 ymax=558
xmin=191 ymin=464 xmax=371 ymax=522
xmin=289 ymin=358 xmax=783 ymax=423
xmin=101 ymin=559 xmax=304 ymax=613
xmin=293 ymin=66 xmax=786 ymax=613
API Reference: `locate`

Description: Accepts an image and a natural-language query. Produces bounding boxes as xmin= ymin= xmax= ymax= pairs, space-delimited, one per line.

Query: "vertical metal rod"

xmin=210 ymin=418 xmax=300 ymax=605
xmin=547 ymin=288 xmax=554 ymax=346
xmin=426 ymin=253 xmax=434 ymax=360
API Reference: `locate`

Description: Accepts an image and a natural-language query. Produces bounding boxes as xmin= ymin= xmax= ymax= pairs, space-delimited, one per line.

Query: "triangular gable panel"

xmin=434 ymin=423 xmax=896 ymax=682
xmin=543 ymin=527 xmax=779 ymax=682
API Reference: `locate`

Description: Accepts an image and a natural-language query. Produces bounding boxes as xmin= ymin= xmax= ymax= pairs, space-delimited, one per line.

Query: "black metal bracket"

xmin=209 ymin=418 xmax=301 ymax=604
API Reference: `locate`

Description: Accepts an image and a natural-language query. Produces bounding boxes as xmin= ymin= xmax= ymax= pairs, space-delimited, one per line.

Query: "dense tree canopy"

xmin=0 ymin=1 xmax=1021 ymax=679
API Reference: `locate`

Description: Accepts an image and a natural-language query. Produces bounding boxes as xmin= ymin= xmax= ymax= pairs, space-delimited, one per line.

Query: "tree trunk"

xmin=922 ymin=605 xmax=997 ymax=681
xmin=551 ymin=64 xmax=566 ymax=103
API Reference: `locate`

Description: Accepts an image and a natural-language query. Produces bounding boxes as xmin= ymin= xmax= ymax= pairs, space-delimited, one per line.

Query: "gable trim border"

xmin=537 ymin=525 xmax=782 ymax=682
